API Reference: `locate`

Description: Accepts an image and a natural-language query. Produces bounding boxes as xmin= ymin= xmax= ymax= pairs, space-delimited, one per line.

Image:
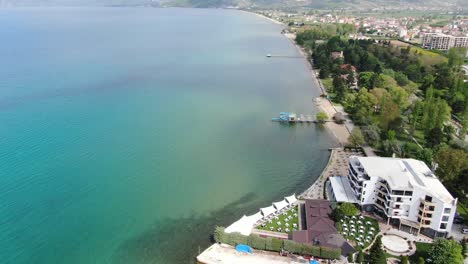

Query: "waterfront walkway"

xmin=197 ymin=244 xmax=307 ymax=264
xmin=300 ymin=148 xmax=364 ymax=200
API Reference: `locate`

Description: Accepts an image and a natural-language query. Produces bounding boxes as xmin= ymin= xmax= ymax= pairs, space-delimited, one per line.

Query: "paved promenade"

xmin=197 ymin=244 xmax=307 ymax=264
xmin=300 ymin=148 xmax=363 ymax=200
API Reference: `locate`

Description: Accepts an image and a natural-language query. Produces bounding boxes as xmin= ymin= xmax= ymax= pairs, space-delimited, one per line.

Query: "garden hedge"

xmin=213 ymin=226 xmax=341 ymax=259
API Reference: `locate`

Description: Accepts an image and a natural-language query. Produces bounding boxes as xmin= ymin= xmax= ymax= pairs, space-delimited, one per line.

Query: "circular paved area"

xmin=382 ymin=234 xmax=409 ymax=253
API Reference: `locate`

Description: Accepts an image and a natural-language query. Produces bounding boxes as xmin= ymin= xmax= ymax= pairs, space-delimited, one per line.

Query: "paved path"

xmin=300 ymin=148 xmax=364 ymax=200
xmin=197 ymin=244 xmax=306 ymax=264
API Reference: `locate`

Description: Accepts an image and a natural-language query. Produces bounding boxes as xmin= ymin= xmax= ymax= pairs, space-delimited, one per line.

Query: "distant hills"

xmin=0 ymin=0 xmax=465 ymax=10
xmin=0 ymin=0 xmax=157 ymax=6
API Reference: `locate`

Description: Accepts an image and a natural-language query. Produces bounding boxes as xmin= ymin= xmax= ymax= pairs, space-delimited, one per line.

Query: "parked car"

xmin=463 ymin=226 xmax=468 ymax=234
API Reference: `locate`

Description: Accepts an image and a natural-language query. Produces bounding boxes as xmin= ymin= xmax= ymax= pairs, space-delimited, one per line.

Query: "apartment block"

xmin=422 ymin=33 xmax=468 ymax=50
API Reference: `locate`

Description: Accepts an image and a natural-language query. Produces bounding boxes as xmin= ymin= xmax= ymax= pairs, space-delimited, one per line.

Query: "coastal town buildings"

xmin=336 ymin=156 xmax=458 ymax=238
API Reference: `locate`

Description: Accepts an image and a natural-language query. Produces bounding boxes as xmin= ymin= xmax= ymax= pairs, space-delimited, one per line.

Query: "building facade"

xmin=346 ymin=156 xmax=457 ymax=238
xmin=422 ymin=33 xmax=468 ymax=50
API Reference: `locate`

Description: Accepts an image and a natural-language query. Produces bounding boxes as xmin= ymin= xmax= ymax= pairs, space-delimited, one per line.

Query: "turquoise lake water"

xmin=0 ymin=7 xmax=336 ymax=264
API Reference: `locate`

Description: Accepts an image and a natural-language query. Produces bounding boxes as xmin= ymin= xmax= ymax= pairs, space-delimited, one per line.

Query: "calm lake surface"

xmin=0 ymin=7 xmax=335 ymax=264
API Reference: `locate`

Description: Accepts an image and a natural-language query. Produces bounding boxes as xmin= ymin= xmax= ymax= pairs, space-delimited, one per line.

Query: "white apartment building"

xmin=422 ymin=33 xmax=468 ymax=50
xmin=345 ymin=156 xmax=457 ymax=238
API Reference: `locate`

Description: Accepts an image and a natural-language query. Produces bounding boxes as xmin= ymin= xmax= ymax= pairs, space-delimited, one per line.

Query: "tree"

xmin=401 ymin=255 xmax=409 ymax=264
xmin=361 ymin=125 xmax=381 ymax=146
xmin=421 ymin=88 xmax=451 ymax=133
xmin=394 ymin=71 xmax=410 ymax=86
xmin=340 ymin=202 xmax=359 ymax=216
xmin=368 ymin=236 xmax=386 ymax=264
xmin=379 ymin=94 xmax=400 ymax=130
xmin=319 ymin=67 xmax=330 ymax=79
xmin=357 ymin=250 xmax=364 ymax=263
xmin=448 ymin=47 xmax=467 ymax=68
xmin=333 ymin=75 xmax=346 ymax=101
xmin=358 ymin=72 xmax=375 ymax=89
xmin=434 ymin=146 xmax=468 ymax=182
xmin=316 ymin=111 xmax=328 ymax=123
xmin=347 ymin=252 xmax=354 ymax=263
xmin=418 ymin=256 xmax=425 ymax=264
xmin=348 ymin=128 xmax=365 ymax=147
xmin=426 ymin=127 xmax=445 ymax=148
xmin=428 ymin=239 xmax=464 ymax=264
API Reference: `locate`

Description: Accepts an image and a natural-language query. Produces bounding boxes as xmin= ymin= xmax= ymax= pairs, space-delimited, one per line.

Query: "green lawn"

xmin=408 ymin=46 xmax=448 ymax=65
xmin=321 ymin=78 xmax=333 ymax=92
xmin=337 ymin=216 xmax=380 ymax=250
xmin=256 ymin=206 xmax=299 ymax=234
xmin=409 ymin=242 xmax=432 ymax=263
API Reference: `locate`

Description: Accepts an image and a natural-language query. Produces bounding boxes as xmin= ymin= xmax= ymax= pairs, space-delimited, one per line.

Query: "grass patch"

xmin=385 ymin=252 xmax=402 ymax=260
xmin=321 ymin=78 xmax=333 ymax=92
xmin=256 ymin=206 xmax=299 ymax=233
xmin=408 ymin=46 xmax=448 ymax=65
xmin=409 ymin=242 xmax=432 ymax=263
xmin=337 ymin=216 xmax=380 ymax=250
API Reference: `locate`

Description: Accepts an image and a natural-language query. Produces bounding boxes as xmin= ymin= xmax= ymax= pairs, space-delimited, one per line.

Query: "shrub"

xmin=266 ymin=237 xmax=283 ymax=252
xmin=347 ymin=252 xmax=354 ymax=262
xmin=230 ymin=232 xmax=247 ymax=245
xmin=213 ymin=226 xmax=226 ymax=243
xmin=320 ymin=246 xmax=341 ymax=259
xmin=301 ymin=243 xmax=320 ymax=256
xmin=248 ymin=234 xmax=266 ymax=250
xmin=284 ymin=240 xmax=301 ymax=253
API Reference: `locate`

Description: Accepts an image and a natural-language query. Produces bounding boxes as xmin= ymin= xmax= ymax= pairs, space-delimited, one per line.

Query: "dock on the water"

xmin=266 ymin=54 xmax=302 ymax=58
xmin=271 ymin=112 xmax=317 ymax=123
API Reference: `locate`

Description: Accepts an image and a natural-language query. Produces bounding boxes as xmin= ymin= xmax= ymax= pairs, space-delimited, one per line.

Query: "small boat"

xmin=266 ymin=54 xmax=272 ymax=57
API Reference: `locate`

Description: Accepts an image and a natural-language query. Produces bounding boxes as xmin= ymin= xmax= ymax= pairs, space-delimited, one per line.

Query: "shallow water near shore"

xmin=0 ymin=7 xmax=335 ymax=263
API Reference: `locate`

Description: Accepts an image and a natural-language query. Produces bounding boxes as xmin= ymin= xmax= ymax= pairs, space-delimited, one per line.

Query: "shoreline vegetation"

xmin=249 ymin=10 xmax=351 ymax=146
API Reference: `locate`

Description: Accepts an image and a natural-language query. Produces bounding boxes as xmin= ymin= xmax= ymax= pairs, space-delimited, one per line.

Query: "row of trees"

xmin=213 ymin=227 xmax=341 ymax=259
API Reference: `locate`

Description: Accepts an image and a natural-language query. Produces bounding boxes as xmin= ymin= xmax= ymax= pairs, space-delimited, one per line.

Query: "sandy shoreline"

xmin=282 ymin=33 xmax=350 ymax=146
xmin=248 ymin=11 xmax=285 ymax=25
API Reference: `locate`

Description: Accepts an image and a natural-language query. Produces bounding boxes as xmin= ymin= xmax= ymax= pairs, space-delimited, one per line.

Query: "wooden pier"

xmin=272 ymin=114 xmax=318 ymax=123
xmin=267 ymin=54 xmax=303 ymax=58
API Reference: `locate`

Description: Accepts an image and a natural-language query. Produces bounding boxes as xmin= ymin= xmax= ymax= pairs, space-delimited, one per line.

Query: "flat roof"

xmin=329 ymin=176 xmax=359 ymax=203
xmin=353 ymin=156 xmax=455 ymax=204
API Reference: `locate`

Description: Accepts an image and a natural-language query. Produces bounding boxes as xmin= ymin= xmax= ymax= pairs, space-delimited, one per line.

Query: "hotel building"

xmin=345 ymin=156 xmax=457 ymax=238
